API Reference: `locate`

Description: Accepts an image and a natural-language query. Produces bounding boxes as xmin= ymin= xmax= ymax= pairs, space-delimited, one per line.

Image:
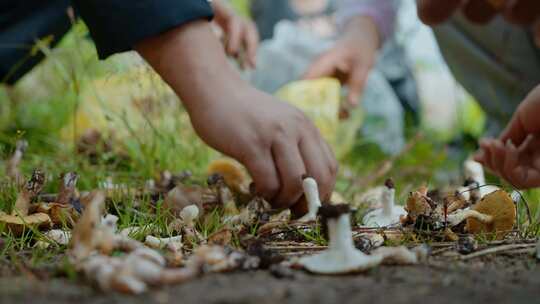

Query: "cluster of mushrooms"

xmin=0 ymin=141 xmax=523 ymax=293
xmin=358 ymin=159 xmax=517 ymax=241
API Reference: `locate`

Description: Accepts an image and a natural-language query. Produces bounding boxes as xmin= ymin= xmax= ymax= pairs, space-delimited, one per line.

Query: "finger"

xmin=243 ymin=20 xmax=259 ymax=69
xmin=270 ymin=139 xmax=307 ymax=209
xmin=489 ymin=140 xmax=507 ymax=177
xmin=503 ymin=0 xmax=540 ymax=25
xmin=479 ymin=139 xmax=495 ymax=171
xmin=473 ymin=149 xmax=486 ymax=164
xmin=299 ymin=135 xmax=336 ymax=204
xmin=462 ymin=0 xmax=498 ymax=24
xmin=346 ymin=65 xmax=370 ymax=106
xmin=226 ymin=20 xmax=243 ymax=57
xmin=502 ymin=140 xmax=521 ymax=185
xmin=303 ymin=51 xmax=340 ymax=80
xmin=500 ymin=112 xmax=527 ymax=148
xmin=242 ymin=151 xmax=280 ymax=202
xmin=519 ymin=168 xmax=540 ymax=188
xmin=416 ymin=0 xmax=462 ymax=25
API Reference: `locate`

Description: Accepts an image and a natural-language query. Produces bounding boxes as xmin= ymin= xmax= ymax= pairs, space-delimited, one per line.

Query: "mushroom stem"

xmin=327 ymin=213 xmax=355 ymax=253
xmin=447 ymin=209 xmax=493 ymax=227
xmin=297 ymin=177 xmax=321 ymax=222
xmin=382 ymin=187 xmax=395 ymax=217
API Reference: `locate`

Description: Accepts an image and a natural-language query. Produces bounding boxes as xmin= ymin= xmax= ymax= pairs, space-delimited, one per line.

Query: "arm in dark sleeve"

xmin=71 ymin=0 xmax=214 ymax=59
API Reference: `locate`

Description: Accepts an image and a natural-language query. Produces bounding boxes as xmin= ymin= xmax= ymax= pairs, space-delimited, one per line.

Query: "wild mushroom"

xmin=6 ymin=140 xmax=28 ymax=185
xmin=0 ymin=170 xmax=50 ymax=235
xmin=446 ymin=190 xmax=516 ymax=239
xmin=207 ymin=174 xmax=239 ymax=219
xmin=463 ymin=159 xmax=498 ymax=198
xmin=362 ymin=179 xmax=406 ymax=227
xmin=207 ymin=158 xmax=251 ymax=198
xmin=465 ymin=190 xmax=516 ymax=238
xmin=297 ymin=177 xmax=322 ymax=223
xmin=298 ymin=204 xmax=383 ymax=274
xmin=298 ymin=204 xmax=422 ymax=274
xmin=35 ymin=229 xmax=72 ymax=249
xmin=145 ymin=235 xmax=183 ymax=250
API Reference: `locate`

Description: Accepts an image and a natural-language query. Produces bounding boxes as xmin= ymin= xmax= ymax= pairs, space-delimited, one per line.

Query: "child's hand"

xmin=474 ymin=85 xmax=540 ymax=188
xmin=303 ymin=16 xmax=380 ymax=107
xmin=417 ymin=0 xmax=540 ymax=26
xmin=212 ymin=0 xmax=259 ymax=68
xmin=474 ymin=136 xmax=540 ymax=189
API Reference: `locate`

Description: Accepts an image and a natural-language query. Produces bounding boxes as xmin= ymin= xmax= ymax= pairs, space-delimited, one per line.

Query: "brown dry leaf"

xmin=207 ymin=228 xmax=233 ymax=246
xmin=6 ymin=140 xmax=28 ymax=186
xmin=12 ymin=169 xmax=46 ymax=216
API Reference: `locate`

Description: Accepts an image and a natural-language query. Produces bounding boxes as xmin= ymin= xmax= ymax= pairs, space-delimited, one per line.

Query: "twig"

xmin=460 ymin=243 xmax=536 ymax=260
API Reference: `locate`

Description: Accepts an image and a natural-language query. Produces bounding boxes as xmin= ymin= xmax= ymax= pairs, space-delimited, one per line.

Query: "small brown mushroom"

xmin=465 ymin=190 xmax=516 ymax=239
xmin=0 ymin=212 xmax=51 ymax=236
xmin=56 ymin=172 xmax=79 ymax=205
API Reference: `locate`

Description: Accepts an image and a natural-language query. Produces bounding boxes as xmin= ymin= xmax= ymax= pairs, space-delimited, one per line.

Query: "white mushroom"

xmin=299 ymin=204 xmax=423 ymax=274
xmin=179 ymin=204 xmax=199 ymax=227
xmin=299 ymin=205 xmax=383 ymax=274
xmin=144 ymin=235 xmax=183 ymax=250
xmin=362 ymin=179 xmax=406 ymax=227
xmin=462 ymin=159 xmax=498 ymax=199
xmin=35 ymin=229 xmax=72 ymax=249
xmin=297 ymin=177 xmax=322 ymax=222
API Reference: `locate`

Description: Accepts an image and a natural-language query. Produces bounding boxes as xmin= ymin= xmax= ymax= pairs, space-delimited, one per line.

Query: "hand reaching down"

xmin=303 ymin=16 xmax=380 ymax=109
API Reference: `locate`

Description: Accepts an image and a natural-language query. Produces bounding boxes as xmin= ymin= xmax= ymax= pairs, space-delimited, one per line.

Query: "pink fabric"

xmin=336 ymin=0 xmax=398 ymax=42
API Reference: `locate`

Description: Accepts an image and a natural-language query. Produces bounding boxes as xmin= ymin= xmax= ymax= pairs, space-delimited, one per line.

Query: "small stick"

xmin=460 ymin=243 xmax=536 ymax=260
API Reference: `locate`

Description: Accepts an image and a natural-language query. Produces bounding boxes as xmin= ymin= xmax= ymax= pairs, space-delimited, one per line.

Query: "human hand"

xmin=136 ymin=20 xmax=336 ymax=215
xmin=212 ymin=0 xmax=259 ymax=68
xmin=417 ymin=0 xmax=540 ymax=26
xmin=303 ymin=16 xmax=380 ymax=108
xmin=473 ymin=85 xmax=540 ymax=188
xmin=189 ymin=86 xmax=338 ymax=212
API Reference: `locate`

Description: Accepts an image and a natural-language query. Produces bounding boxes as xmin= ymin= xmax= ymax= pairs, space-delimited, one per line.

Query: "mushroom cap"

xmin=207 ymin=158 xmax=249 ymax=193
xmin=362 ymin=205 xmax=406 ymax=227
xmin=299 ymin=248 xmax=383 ymax=274
xmin=0 ymin=212 xmax=51 ymax=236
xmin=466 ymin=190 xmax=516 ymax=239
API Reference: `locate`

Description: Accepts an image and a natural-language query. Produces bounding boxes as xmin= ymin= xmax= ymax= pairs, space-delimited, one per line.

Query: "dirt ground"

xmin=1 ymin=254 xmax=539 ymax=304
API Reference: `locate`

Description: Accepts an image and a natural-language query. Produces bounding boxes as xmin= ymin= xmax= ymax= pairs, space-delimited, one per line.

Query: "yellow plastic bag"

xmin=275 ymin=78 xmax=363 ymax=158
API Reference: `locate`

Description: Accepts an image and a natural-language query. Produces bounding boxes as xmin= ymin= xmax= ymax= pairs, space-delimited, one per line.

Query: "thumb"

xmin=303 ymin=51 xmax=341 ymax=80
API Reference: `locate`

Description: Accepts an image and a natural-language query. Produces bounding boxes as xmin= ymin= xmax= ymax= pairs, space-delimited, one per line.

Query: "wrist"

xmin=341 ymin=16 xmax=381 ymax=50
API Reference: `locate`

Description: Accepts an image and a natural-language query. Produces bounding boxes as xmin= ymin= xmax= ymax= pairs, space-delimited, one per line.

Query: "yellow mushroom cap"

xmin=0 ymin=212 xmax=52 ymax=236
xmin=466 ymin=190 xmax=516 ymax=239
xmin=207 ymin=158 xmax=249 ymax=193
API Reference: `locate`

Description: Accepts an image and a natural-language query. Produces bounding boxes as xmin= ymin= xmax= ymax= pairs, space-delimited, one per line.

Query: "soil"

xmin=1 ymin=254 xmax=539 ymax=304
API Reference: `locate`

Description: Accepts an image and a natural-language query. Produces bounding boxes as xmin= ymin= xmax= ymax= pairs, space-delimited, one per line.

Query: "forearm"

xmin=336 ymin=0 xmax=398 ymax=44
xmin=134 ymin=20 xmax=248 ymax=116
